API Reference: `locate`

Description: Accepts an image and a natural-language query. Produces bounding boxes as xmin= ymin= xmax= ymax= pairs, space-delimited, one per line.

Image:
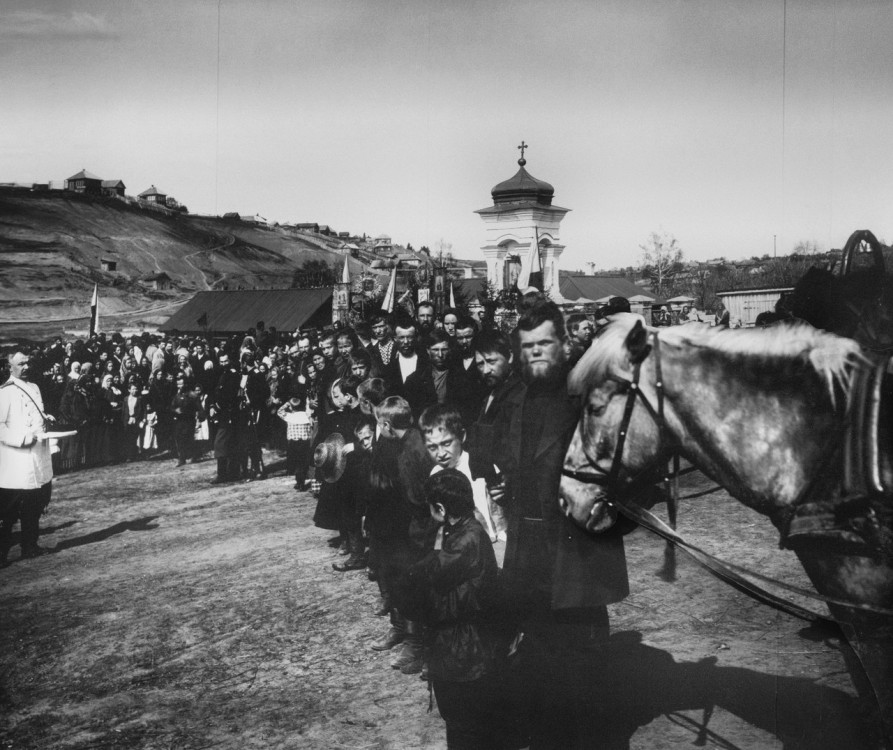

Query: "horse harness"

xmin=781 ymin=353 xmax=893 ymax=560
xmin=561 ymin=330 xmax=893 ymax=621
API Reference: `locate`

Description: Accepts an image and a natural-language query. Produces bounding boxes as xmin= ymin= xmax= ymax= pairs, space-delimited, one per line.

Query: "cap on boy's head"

xmin=425 ymin=468 xmax=475 ymax=518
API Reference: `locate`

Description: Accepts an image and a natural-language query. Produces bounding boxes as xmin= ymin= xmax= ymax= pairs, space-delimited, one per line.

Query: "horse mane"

xmin=569 ymin=313 xmax=645 ymax=395
xmin=570 ymin=313 xmax=866 ymax=406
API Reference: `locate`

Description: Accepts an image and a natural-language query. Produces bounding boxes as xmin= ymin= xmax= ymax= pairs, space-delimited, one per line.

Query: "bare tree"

xmin=640 ymin=231 xmax=684 ymax=298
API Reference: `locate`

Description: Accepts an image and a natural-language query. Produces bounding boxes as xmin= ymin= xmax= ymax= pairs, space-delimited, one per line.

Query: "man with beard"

xmin=494 ymin=298 xmax=630 ymax=750
xmin=0 ymin=351 xmax=54 ymax=564
xmin=467 ymin=329 xmax=524 ymax=488
xmin=414 ymin=301 xmax=436 ymax=343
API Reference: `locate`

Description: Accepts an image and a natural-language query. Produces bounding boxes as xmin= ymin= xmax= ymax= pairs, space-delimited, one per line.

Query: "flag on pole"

xmin=89 ymin=284 xmax=100 ymax=335
xmin=449 ymin=280 xmax=456 ymax=308
xmin=342 ymin=257 xmax=351 ymax=284
xmin=516 ymin=229 xmax=543 ymax=292
xmin=528 ymin=228 xmax=544 ymax=292
xmin=381 ymin=265 xmax=398 ymax=313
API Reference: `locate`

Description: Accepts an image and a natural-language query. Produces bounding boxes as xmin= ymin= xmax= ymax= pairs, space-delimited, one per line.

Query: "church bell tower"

xmin=475 ymin=142 xmax=570 ymax=298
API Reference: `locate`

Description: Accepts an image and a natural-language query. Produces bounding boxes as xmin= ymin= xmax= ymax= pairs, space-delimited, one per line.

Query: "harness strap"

xmin=612 ymin=490 xmax=893 ymax=619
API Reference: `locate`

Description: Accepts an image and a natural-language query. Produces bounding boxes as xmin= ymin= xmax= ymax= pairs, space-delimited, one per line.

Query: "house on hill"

xmin=66 ymin=169 xmax=103 ymax=195
xmin=160 ymin=289 xmax=333 ymax=336
xmin=101 ymin=180 xmax=126 ymax=197
xmin=139 ymin=185 xmax=167 ymax=204
xmin=373 ymin=235 xmax=393 ymax=254
xmin=295 ymin=223 xmax=319 ymax=232
xmin=143 ymin=272 xmax=172 ymax=291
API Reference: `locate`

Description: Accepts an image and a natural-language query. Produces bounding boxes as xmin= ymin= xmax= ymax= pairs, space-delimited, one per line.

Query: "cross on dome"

xmin=517 ymin=140 xmax=528 ymax=165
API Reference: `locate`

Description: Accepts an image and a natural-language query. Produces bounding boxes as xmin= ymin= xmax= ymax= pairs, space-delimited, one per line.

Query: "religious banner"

xmin=417 ymin=288 xmax=429 ymax=303
xmin=332 ymin=282 xmax=350 ymax=326
xmin=433 ymin=273 xmax=445 ymax=314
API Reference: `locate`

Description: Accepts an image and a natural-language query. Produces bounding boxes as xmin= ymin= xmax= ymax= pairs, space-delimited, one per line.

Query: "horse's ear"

xmin=624 ymin=320 xmax=651 ymax=365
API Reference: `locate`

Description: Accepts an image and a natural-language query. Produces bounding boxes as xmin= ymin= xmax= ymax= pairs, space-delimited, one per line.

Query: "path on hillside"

xmin=184 ymin=231 xmax=237 ymax=292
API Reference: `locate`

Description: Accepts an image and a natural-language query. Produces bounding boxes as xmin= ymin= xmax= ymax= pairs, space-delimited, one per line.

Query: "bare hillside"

xmin=0 ymin=190 xmax=349 ymax=332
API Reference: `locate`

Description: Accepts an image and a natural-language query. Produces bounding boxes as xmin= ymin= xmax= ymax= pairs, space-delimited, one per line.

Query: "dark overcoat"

xmin=495 ymin=380 xmax=629 ymax=614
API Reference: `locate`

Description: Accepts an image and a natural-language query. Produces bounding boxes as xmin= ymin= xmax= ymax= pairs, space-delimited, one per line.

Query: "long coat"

xmin=494 ymin=379 xmax=629 ymax=615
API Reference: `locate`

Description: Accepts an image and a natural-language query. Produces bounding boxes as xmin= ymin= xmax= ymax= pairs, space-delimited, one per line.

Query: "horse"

xmin=558 ymin=313 xmax=893 ymax=747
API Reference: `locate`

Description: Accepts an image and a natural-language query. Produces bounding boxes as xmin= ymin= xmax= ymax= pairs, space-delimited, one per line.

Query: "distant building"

xmin=66 ymin=169 xmax=103 ymax=195
xmin=295 ymin=223 xmax=319 ymax=232
xmin=138 ymin=185 xmax=167 ymax=204
xmin=101 ymin=180 xmax=126 ymax=197
xmin=48 ymin=180 xmax=66 ymax=191
xmin=373 ymin=235 xmax=393 ymax=255
xmin=100 ymin=258 xmax=117 ymax=272
xmin=143 ymin=272 xmax=172 ymax=291
xmin=716 ymin=286 xmax=794 ymax=327
xmin=160 ymin=289 xmax=333 ymax=336
xmin=222 ymin=212 xmax=241 ymax=221
xmin=241 ymin=213 xmax=269 ymax=226
xmin=476 ymin=150 xmax=568 ymax=299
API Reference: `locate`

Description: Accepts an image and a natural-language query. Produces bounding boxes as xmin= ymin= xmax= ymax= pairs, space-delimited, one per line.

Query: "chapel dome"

xmin=490 ymin=158 xmax=554 ymax=206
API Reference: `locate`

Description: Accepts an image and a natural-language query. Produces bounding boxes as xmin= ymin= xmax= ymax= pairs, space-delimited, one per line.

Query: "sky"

xmin=2 ymin=0 xmax=892 ymax=271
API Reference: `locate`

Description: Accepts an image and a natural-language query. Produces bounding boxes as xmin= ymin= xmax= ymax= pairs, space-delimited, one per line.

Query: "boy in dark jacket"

xmin=403 ymin=469 xmax=519 ymax=750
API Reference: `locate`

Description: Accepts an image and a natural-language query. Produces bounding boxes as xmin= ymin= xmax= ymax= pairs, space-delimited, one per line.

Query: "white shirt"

xmin=0 ymin=377 xmax=53 ymax=489
xmin=398 ymin=353 xmax=419 ymax=383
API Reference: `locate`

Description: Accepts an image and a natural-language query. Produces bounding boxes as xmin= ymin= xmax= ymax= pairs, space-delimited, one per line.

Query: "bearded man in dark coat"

xmin=493 ymin=298 xmax=630 ymax=750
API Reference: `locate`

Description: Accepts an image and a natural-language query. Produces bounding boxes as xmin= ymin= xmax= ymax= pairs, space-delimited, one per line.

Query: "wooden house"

xmin=143 ymin=272 xmax=172 ymax=291
xmin=138 ymin=185 xmax=168 ymax=204
xmin=66 ymin=169 xmax=103 ymax=195
xmin=101 ymin=180 xmax=126 ymax=197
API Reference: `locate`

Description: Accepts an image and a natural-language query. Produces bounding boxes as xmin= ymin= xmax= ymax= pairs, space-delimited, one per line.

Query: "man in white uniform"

xmin=0 ymin=350 xmax=54 ymax=564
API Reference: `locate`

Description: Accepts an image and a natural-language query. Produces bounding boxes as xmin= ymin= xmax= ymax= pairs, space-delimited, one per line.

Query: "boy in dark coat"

xmin=401 ymin=469 xmax=520 ymax=750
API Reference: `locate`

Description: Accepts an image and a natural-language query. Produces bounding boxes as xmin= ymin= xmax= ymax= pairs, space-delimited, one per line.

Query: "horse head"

xmin=559 ymin=315 xmax=669 ymax=531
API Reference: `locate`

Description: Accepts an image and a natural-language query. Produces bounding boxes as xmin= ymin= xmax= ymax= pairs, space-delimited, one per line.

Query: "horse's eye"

xmin=587 ymin=402 xmax=606 ymax=417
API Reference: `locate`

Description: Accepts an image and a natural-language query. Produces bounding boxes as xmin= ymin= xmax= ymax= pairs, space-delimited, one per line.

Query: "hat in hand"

xmin=313 ymin=432 xmax=347 ymax=483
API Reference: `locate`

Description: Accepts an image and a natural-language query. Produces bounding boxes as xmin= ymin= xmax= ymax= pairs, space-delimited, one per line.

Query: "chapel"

xmin=475 ymin=143 xmax=570 ymax=298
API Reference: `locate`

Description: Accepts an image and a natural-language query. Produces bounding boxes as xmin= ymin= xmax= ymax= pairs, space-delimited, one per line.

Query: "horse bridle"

xmin=560 ymin=329 xmax=893 ymax=619
xmin=561 ymin=330 xmax=680 ymax=511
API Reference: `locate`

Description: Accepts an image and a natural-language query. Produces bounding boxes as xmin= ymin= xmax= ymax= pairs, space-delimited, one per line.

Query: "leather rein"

xmin=561 ymin=330 xmax=893 ymax=621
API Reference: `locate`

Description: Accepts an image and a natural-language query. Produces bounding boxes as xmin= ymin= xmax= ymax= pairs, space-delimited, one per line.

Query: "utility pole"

xmin=773 ymin=235 xmax=777 ymax=258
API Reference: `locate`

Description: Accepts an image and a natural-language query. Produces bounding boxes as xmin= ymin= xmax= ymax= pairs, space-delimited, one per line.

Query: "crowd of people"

xmin=2 ymin=294 xmax=643 ymax=749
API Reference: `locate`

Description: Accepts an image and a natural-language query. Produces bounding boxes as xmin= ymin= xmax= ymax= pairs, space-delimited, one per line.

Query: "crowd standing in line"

xmin=2 ymin=294 xmax=656 ymax=749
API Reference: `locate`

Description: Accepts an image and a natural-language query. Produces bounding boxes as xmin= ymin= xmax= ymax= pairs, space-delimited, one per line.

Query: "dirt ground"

xmin=0 ymin=449 xmax=884 ymax=749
